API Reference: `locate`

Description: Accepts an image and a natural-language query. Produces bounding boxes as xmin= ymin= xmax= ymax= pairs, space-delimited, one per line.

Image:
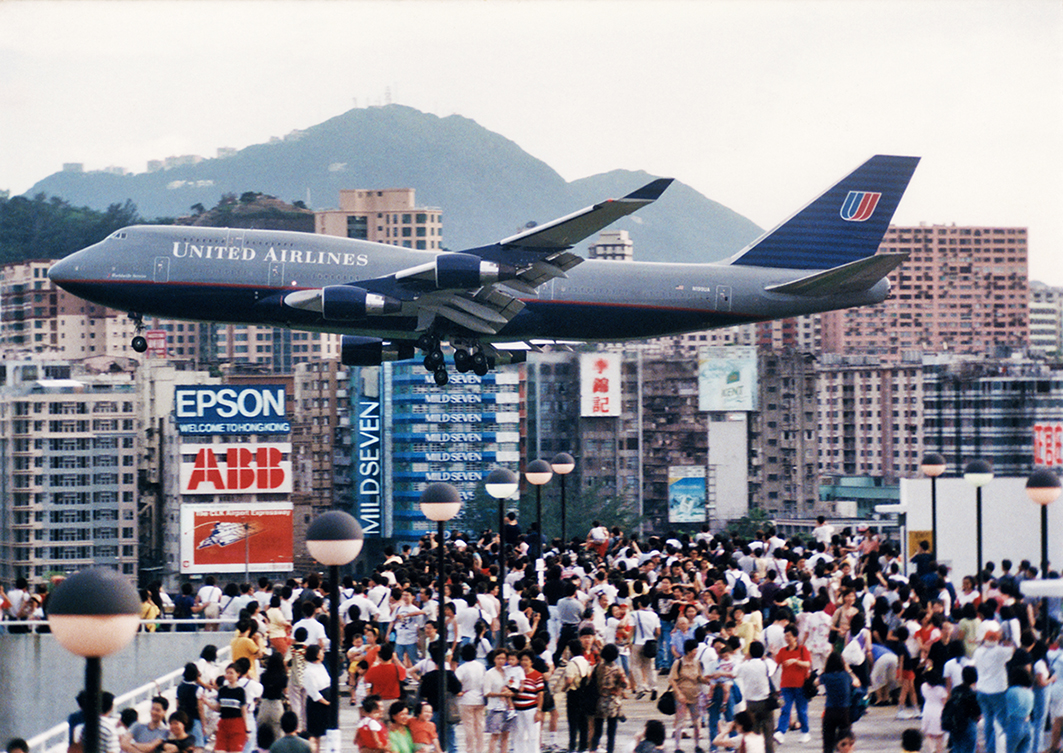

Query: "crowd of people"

xmin=8 ymin=513 xmax=1063 ymax=753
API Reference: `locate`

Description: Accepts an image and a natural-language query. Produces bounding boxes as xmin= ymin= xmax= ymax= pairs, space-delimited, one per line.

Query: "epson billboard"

xmin=174 ymin=385 xmax=291 ymax=435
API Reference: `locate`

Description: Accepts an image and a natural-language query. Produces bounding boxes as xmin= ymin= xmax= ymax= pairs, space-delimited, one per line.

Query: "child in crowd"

xmin=354 ymin=697 xmax=389 ymax=753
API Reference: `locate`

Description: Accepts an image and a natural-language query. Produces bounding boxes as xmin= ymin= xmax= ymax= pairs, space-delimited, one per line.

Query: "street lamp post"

xmin=921 ymin=453 xmax=946 ymax=559
xmin=420 ymin=482 xmax=463 ymax=753
xmin=964 ymin=459 xmax=994 ymax=582
xmin=48 ymin=568 xmax=141 ymax=753
xmin=525 ymin=459 xmax=553 ymax=563
xmin=486 ymin=468 xmax=519 ymax=648
xmin=1027 ymin=468 xmax=1062 ymax=578
xmin=306 ymin=511 xmax=364 ymax=753
xmin=551 ymin=452 xmax=575 ymax=545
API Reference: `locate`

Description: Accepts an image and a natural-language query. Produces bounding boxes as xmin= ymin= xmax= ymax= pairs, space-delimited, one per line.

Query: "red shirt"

xmin=775 ymin=645 xmax=811 ymax=688
xmin=364 ymin=662 xmax=407 ymax=700
xmin=408 ymin=718 xmax=437 ymax=745
xmin=355 ymin=717 xmax=389 ymax=750
xmin=513 ymin=669 xmax=544 ymax=710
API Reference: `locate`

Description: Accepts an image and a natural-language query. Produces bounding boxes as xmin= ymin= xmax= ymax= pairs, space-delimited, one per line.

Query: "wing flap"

xmin=764 ymin=252 xmax=909 ymax=296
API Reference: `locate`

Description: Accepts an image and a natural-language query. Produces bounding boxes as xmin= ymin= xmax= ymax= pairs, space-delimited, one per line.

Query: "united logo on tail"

xmin=840 ymin=190 xmax=882 ymax=222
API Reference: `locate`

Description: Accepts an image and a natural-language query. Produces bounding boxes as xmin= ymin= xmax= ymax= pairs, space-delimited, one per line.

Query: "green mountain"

xmin=25 ymin=105 xmax=762 ymax=262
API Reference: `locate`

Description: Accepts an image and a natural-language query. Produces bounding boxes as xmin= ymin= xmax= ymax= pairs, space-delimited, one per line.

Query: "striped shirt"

xmin=513 ymin=669 xmax=544 ymax=710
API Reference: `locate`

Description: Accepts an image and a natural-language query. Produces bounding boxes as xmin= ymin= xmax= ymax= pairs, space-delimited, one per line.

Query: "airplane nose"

xmin=48 ymin=254 xmax=79 ymax=288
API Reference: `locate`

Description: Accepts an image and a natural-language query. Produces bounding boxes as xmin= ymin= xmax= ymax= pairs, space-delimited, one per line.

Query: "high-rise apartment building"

xmin=822 ymin=225 xmax=1029 ymax=358
xmin=0 ymin=260 xmax=143 ymax=359
xmin=316 ymin=189 xmax=443 ymax=250
xmin=588 ymin=230 xmax=634 ymax=262
xmin=0 ymin=361 xmax=139 ymax=584
xmin=816 ymin=354 xmax=926 ymax=483
xmin=1029 ymin=281 xmax=1063 ymax=355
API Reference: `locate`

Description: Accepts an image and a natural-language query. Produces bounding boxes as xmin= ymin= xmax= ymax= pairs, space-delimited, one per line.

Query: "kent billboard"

xmin=174 ymin=385 xmax=291 ymax=435
xmin=180 ymin=502 xmax=293 ymax=574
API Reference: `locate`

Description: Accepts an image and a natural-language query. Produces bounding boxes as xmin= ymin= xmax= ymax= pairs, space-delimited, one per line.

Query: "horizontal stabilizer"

xmin=499 ymin=178 xmax=673 ymax=250
xmin=765 ymin=252 xmax=909 ymax=296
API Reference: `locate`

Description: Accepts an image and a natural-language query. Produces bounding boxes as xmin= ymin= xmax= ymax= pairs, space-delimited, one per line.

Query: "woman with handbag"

xmin=592 ymin=644 xmax=629 ymax=753
xmin=734 ymin=641 xmax=777 ymax=753
xmin=669 ymin=638 xmax=705 ymax=753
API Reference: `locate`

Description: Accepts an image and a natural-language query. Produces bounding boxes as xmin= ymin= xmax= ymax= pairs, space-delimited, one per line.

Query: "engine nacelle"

xmin=435 ymin=253 xmax=514 ymax=289
xmin=320 ymin=286 xmax=400 ymax=320
xmin=340 ymin=336 xmax=416 ymax=366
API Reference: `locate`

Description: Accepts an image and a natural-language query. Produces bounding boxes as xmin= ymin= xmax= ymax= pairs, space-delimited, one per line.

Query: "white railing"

xmin=23 ymin=638 xmax=232 ymax=753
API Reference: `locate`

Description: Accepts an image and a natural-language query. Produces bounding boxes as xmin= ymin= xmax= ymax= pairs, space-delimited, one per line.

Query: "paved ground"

xmin=336 ymin=674 xmax=930 ymax=753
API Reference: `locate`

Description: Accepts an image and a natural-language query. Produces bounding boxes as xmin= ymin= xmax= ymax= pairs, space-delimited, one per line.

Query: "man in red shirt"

xmin=773 ymin=625 xmax=812 ymax=744
xmin=363 ymin=644 xmax=407 ymax=700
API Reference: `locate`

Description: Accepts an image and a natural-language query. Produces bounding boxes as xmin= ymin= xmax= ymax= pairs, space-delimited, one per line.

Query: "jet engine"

xmin=340 ymin=336 xmax=416 ymax=366
xmin=284 ymin=286 xmax=401 ymax=320
xmin=396 ymin=253 xmax=516 ymax=289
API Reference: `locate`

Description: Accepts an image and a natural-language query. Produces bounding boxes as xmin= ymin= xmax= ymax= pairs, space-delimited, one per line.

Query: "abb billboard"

xmin=1034 ymin=423 xmax=1063 ymax=467
xmin=180 ymin=502 xmax=293 ymax=574
xmin=179 ymin=443 xmax=292 ymax=495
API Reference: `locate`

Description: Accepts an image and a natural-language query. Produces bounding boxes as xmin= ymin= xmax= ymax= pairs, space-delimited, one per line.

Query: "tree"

xmin=0 ymin=193 xmax=143 ymax=263
xmin=724 ymin=508 xmax=773 ymax=540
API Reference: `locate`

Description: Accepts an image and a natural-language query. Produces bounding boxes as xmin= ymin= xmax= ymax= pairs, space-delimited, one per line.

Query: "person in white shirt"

xmin=292 ymin=601 xmax=328 ymax=650
xmin=195 ymin=577 xmax=223 ymax=632
xmin=75 ymin=691 xmax=121 ymax=753
xmin=734 ymin=641 xmax=777 ymax=753
xmin=457 ymin=595 xmax=488 ymax=645
xmin=455 ymin=643 xmax=487 ymax=753
xmin=812 ymin=516 xmax=836 ymax=547
xmin=630 ymin=597 xmax=661 ymax=699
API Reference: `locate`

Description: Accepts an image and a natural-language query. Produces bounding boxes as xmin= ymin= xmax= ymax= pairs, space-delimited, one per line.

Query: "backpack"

xmin=731 ymin=577 xmax=748 ymax=602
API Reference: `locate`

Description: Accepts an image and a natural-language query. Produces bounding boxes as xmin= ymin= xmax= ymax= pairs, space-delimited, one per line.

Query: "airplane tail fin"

xmin=728 ymin=155 xmax=919 ymax=270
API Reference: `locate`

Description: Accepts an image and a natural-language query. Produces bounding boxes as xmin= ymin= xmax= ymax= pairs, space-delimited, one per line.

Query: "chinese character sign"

xmin=581 ymin=352 xmax=621 ymax=417
xmin=1034 ymin=423 xmax=1063 ymax=467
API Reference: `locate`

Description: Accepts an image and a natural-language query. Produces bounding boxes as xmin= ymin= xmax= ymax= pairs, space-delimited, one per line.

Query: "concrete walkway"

xmin=336 ymin=675 xmax=935 ymax=753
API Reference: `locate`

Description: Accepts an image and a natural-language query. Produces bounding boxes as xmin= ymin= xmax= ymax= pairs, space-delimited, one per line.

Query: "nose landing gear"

xmin=129 ymin=312 xmax=148 ymax=353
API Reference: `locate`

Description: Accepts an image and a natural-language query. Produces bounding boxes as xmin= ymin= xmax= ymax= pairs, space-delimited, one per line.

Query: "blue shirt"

xmin=821 ymin=671 xmax=852 ymax=710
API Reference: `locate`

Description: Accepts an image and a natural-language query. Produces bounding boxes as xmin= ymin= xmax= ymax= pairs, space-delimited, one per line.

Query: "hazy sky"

xmin=2 ymin=0 xmax=1061 ymax=280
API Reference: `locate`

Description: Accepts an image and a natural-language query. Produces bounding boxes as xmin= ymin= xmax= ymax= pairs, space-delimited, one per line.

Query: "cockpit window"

xmin=107 ymin=231 xmax=128 ymax=240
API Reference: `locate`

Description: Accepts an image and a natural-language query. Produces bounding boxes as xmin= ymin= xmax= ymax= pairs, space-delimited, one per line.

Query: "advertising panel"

xmin=580 ymin=352 xmax=621 ymax=417
xmin=180 ymin=502 xmax=293 ymax=574
xmin=355 ymin=399 xmax=383 ymax=537
xmin=1034 ymin=423 xmax=1063 ymax=466
xmin=698 ymin=346 xmax=758 ymax=412
xmin=174 ymin=384 xmax=290 ymax=435
xmin=179 ymin=443 xmax=293 ymax=495
xmin=668 ymin=466 xmax=708 ymax=523
xmin=145 ymin=330 xmax=168 ymax=358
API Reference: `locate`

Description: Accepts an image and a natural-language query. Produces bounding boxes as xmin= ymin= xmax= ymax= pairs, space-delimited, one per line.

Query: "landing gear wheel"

xmin=131 ymin=335 xmax=148 ymax=353
xmin=454 ymin=349 xmax=472 ymax=373
xmin=417 ymin=333 xmax=439 ymax=352
xmin=434 ymin=368 xmax=449 ymax=387
xmin=471 ymin=351 xmax=488 ymax=376
xmin=423 ymin=349 xmax=445 ymax=371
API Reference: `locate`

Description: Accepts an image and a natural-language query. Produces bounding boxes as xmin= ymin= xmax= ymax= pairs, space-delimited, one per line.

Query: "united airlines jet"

xmin=48 ymin=155 xmax=918 ymax=385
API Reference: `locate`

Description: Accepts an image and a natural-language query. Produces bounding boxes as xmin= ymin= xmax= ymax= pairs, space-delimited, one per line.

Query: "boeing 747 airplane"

xmin=48 ymin=155 xmax=919 ymax=385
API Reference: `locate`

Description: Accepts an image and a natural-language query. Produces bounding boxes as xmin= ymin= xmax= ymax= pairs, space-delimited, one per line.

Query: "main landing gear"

xmin=129 ymin=312 xmax=148 ymax=353
xmin=417 ymin=334 xmax=491 ymax=386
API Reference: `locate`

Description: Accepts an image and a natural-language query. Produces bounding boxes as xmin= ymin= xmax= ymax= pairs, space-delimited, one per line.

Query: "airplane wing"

xmin=315 ymin=178 xmax=674 ymax=335
xmin=764 ymin=252 xmax=909 ymax=296
xmin=498 ymin=178 xmax=673 ymax=250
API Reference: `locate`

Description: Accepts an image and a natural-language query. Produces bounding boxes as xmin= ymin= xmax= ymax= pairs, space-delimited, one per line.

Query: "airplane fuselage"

xmin=49 ymin=225 xmax=889 ymax=342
